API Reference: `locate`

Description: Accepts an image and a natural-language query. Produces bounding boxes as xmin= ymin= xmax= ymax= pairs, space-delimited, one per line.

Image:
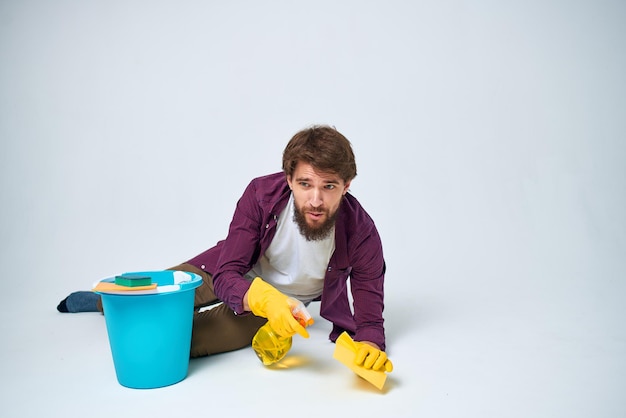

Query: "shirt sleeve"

xmin=211 ymin=180 xmax=264 ymax=314
xmin=349 ymin=222 xmax=387 ymax=350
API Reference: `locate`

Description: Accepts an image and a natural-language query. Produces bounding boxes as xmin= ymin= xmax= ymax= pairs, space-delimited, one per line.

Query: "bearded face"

xmin=292 ymin=199 xmax=340 ymax=241
xmin=287 ymin=162 xmax=351 ymax=242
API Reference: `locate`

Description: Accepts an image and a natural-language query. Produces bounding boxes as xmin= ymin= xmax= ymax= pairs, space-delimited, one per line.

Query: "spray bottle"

xmin=252 ymin=297 xmax=314 ymax=365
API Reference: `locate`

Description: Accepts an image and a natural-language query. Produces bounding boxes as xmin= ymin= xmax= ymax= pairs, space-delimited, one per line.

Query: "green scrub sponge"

xmin=114 ymin=274 xmax=152 ymax=287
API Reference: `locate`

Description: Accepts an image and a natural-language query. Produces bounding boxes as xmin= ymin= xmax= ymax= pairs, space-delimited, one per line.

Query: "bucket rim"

xmin=93 ymin=270 xmax=202 ymax=295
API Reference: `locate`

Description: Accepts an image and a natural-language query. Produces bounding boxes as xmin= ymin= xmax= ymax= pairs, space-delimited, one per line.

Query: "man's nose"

xmin=310 ymin=189 xmax=323 ymax=207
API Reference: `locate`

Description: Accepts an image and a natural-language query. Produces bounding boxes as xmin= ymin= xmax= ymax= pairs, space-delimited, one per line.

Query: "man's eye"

xmin=299 ymin=182 xmax=310 ymax=188
xmin=325 ymin=184 xmax=336 ymax=190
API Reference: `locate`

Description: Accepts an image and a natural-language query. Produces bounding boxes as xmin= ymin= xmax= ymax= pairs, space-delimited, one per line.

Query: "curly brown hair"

xmin=282 ymin=125 xmax=357 ymax=183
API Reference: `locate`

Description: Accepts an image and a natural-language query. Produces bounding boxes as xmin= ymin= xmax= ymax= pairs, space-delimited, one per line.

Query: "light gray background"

xmin=1 ymin=1 xmax=624 ymax=417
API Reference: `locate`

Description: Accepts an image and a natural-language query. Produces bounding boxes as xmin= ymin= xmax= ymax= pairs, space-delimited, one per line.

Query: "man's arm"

xmin=349 ymin=224 xmax=387 ymax=350
xmin=210 ymin=180 xmax=264 ymax=314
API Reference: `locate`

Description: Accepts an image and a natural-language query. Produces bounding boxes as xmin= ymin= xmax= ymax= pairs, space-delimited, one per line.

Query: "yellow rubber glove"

xmin=354 ymin=342 xmax=394 ymax=372
xmin=247 ymin=277 xmax=309 ymax=339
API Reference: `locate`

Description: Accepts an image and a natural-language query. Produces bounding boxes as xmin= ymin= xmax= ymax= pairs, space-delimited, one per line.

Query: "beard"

xmin=293 ymin=202 xmax=339 ymax=241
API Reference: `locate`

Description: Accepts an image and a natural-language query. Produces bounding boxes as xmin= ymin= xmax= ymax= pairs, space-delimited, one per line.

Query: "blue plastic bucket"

xmin=95 ymin=271 xmax=202 ymax=389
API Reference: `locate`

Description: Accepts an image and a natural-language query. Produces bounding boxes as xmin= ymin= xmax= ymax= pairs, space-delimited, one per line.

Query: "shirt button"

xmin=265 ymin=224 xmax=269 ymax=229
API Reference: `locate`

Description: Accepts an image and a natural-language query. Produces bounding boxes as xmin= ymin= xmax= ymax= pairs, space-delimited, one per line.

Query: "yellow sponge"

xmin=92 ymin=282 xmax=157 ymax=292
xmin=332 ymin=332 xmax=387 ymax=390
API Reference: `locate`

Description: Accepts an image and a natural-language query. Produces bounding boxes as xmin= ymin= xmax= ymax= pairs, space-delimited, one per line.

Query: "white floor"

xmin=2 ymin=250 xmax=624 ymax=417
xmin=2 ymin=1 xmax=625 ymax=417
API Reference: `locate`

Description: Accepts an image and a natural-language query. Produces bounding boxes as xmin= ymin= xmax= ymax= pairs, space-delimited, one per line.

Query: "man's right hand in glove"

xmin=245 ymin=277 xmax=309 ymax=339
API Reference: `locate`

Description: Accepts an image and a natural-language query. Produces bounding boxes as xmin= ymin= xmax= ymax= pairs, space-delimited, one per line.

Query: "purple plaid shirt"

xmin=187 ymin=172 xmax=387 ymax=349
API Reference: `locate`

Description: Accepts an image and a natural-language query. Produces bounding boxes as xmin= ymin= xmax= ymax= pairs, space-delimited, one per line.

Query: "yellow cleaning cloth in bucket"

xmin=333 ymin=332 xmax=388 ymax=390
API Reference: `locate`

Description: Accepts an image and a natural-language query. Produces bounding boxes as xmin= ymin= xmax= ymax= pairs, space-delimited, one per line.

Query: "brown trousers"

xmin=98 ymin=263 xmax=266 ymax=358
xmin=169 ymin=263 xmax=266 ymax=358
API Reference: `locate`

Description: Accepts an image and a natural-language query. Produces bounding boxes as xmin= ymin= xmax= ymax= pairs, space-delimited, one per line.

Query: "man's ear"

xmin=286 ymin=174 xmax=293 ymax=190
xmin=343 ymin=180 xmax=352 ymax=195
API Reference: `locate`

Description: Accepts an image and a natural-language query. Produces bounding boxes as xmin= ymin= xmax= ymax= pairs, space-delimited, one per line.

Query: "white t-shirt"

xmin=246 ymin=194 xmax=335 ymax=304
